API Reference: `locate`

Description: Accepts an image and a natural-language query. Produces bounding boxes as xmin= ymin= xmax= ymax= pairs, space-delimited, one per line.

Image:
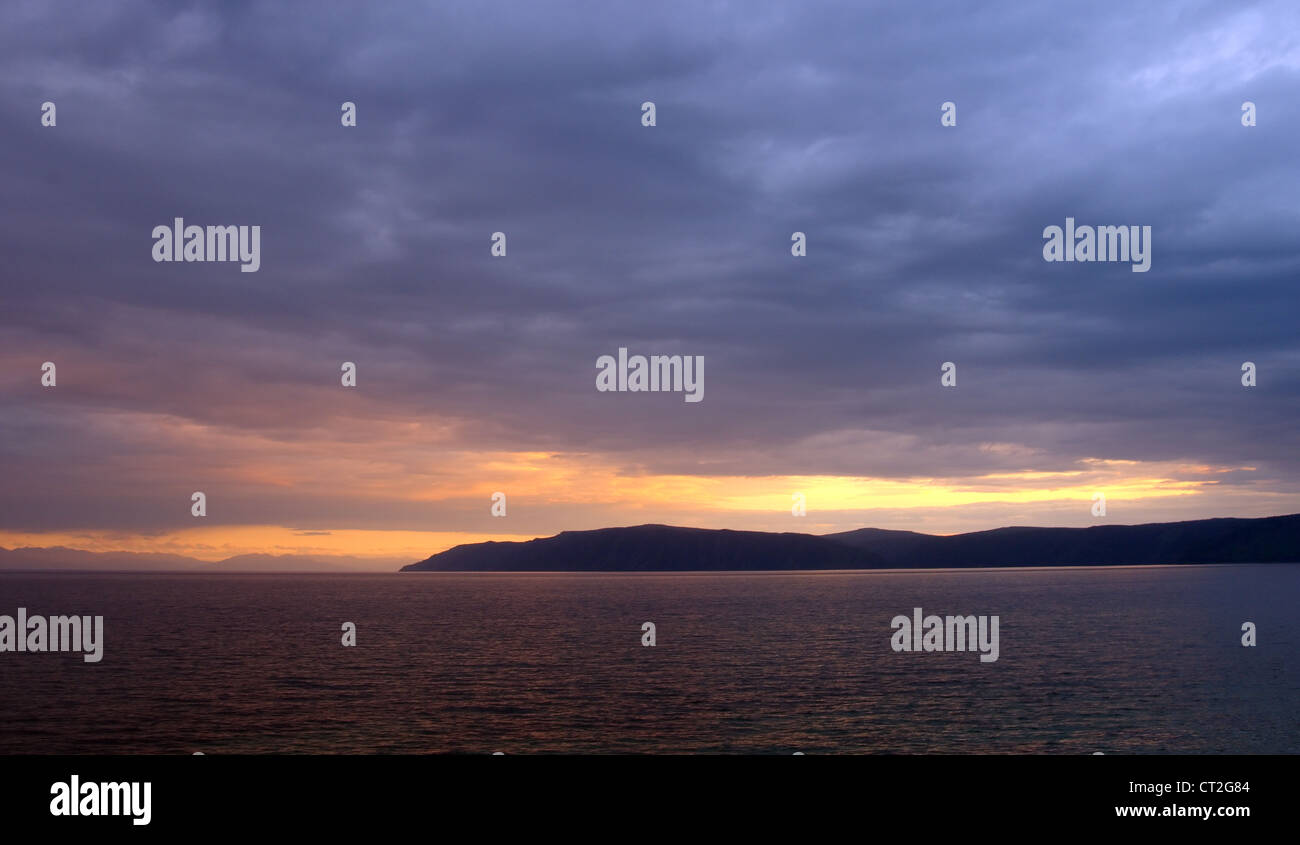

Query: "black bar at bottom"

xmin=0 ymin=754 xmax=1279 ymax=833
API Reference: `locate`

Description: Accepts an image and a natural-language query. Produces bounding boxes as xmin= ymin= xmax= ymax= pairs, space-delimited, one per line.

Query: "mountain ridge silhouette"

xmin=402 ymin=513 xmax=1300 ymax=571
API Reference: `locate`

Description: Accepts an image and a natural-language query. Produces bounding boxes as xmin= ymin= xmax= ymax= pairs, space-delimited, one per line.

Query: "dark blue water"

xmin=1 ymin=564 xmax=1296 ymax=753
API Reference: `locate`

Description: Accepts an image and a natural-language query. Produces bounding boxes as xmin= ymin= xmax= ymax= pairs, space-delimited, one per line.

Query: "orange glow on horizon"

xmin=0 ymin=457 xmax=1254 ymax=563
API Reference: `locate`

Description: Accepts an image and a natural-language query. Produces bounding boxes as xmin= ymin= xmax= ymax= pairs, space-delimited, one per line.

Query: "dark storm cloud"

xmin=1 ymin=0 xmax=1298 ymax=532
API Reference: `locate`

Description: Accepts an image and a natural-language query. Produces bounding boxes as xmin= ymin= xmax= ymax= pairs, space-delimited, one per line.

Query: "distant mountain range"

xmin=0 ymin=547 xmax=403 ymax=573
xmin=402 ymin=514 xmax=1300 ymax=572
xmin=7 ymin=514 xmax=1299 ymax=573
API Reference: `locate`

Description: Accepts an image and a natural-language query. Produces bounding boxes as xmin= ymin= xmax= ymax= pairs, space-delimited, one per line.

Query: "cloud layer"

xmin=2 ymin=1 xmax=1298 ymax=556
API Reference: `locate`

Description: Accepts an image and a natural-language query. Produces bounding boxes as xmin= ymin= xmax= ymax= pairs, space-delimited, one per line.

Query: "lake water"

xmin=1 ymin=564 xmax=1296 ymax=754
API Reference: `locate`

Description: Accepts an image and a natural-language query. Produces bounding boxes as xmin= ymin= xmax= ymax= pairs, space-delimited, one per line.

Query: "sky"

xmin=1 ymin=0 xmax=1299 ymax=568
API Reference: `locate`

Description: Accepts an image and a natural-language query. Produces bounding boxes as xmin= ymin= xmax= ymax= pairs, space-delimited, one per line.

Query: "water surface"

xmin=1 ymin=565 xmax=1295 ymax=753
